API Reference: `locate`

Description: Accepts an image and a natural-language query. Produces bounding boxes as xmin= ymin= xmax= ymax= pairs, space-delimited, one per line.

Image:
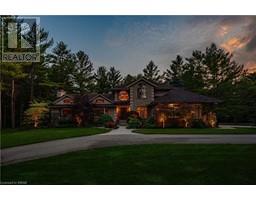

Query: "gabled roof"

xmin=89 ymin=93 xmax=113 ymax=103
xmin=52 ymin=94 xmax=79 ymax=105
xmin=154 ymin=87 xmax=220 ymax=104
xmin=126 ymin=77 xmax=158 ymax=88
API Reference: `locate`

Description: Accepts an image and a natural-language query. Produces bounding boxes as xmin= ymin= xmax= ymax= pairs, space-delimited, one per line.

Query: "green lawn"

xmin=1 ymin=127 xmax=110 ymax=149
xmin=133 ymin=128 xmax=256 ymax=134
xmin=1 ymin=144 xmax=256 ymax=184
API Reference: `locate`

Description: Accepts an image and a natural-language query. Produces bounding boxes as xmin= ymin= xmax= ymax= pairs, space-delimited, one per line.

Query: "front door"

xmin=119 ymin=107 xmax=128 ymax=120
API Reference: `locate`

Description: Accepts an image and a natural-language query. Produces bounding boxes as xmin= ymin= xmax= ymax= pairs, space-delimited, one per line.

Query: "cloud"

xmin=220 ymin=36 xmax=250 ymax=53
xmin=103 ymin=16 xmax=256 ymax=74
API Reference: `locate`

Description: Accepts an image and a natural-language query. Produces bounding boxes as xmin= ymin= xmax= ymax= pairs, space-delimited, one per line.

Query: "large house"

xmin=50 ymin=78 xmax=220 ymax=127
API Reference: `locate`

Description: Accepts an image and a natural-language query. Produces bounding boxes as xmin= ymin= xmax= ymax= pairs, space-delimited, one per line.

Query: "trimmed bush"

xmin=105 ymin=121 xmax=117 ymax=128
xmin=127 ymin=111 xmax=140 ymax=122
xmin=97 ymin=114 xmax=113 ymax=126
xmin=127 ymin=117 xmax=142 ymax=129
xmin=144 ymin=117 xmax=156 ymax=128
xmin=191 ymin=119 xmax=208 ymax=128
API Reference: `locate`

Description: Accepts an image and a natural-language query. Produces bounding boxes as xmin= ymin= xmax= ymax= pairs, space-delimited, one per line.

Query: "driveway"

xmin=2 ymin=126 xmax=256 ymax=165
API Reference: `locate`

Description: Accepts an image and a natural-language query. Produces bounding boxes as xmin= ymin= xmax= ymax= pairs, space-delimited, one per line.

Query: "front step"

xmin=119 ymin=120 xmax=127 ymax=126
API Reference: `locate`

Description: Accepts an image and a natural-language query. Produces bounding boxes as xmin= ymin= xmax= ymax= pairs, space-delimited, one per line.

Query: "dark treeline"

xmin=1 ymin=17 xmax=256 ymax=128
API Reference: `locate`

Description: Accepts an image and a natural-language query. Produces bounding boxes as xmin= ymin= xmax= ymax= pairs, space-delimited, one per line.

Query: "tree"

xmin=182 ymin=50 xmax=206 ymax=92
xmin=46 ymin=41 xmax=75 ymax=91
xmin=202 ymin=43 xmax=244 ymax=95
xmin=143 ymin=61 xmax=161 ymax=82
xmin=24 ymin=101 xmax=49 ymax=128
xmin=23 ymin=24 xmax=53 ymax=102
xmin=165 ymin=55 xmax=184 ymax=86
xmin=94 ymin=66 xmax=110 ymax=93
xmin=73 ymin=51 xmax=94 ymax=93
xmin=1 ymin=64 xmax=27 ymax=128
xmin=122 ymin=74 xmax=136 ymax=85
xmin=107 ymin=66 xmax=122 ymax=88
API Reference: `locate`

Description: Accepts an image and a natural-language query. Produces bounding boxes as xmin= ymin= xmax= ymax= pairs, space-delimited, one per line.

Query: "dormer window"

xmin=137 ymin=84 xmax=147 ymax=99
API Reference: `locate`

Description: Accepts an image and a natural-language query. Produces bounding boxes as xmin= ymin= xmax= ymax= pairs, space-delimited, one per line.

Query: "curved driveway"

xmin=2 ymin=126 xmax=256 ymax=165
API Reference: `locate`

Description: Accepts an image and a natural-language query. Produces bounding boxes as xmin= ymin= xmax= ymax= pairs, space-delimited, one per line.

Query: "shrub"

xmin=127 ymin=111 xmax=139 ymax=122
xmin=105 ymin=121 xmax=116 ymax=128
xmin=191 ymin=119 xmax=208 ymax=128
xmin=127 ymin=117 xmax=142 ymax=129
xmin=98 ymin=114 xmax=113 ymax=126
xmin=144 ymin=117 xmax=156 ymax=128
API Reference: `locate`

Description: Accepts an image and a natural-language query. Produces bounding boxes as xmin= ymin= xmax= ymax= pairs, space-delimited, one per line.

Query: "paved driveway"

xmin=2 ymin=126 xmax=256 ymax=165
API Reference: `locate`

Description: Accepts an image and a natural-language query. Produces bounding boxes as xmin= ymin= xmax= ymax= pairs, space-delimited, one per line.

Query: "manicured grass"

xmin=133 ymin=128 xmax=256 ymax=134
xmin=1 ymin=127 xmax=110 ymax=149
xmin=1 ymin=144 xmax=256 ymax=184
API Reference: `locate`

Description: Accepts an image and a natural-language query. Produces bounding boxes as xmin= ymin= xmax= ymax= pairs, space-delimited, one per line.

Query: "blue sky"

xmin=40 ymin=16 xmax=256 ymax=74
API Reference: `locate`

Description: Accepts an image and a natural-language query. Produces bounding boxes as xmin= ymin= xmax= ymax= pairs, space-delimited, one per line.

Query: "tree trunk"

xmin=30 ymin=63 xmax=35 ymax=102
xmin=11 ymin=79 xmax=15 ymax=128
xmin=0 ymin=84 xmax=2 ymax=129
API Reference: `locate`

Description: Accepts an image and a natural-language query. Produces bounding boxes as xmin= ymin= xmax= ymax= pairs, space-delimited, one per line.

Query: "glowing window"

xmin=119 ymin=91 xmax=129 ymax=101
xmin=63 ymin=98 xmax=73 ymax=104
xmin=136 ymin=106 xmax=148 ymax=119
xmin=95 ymin=98 xmax=105 ymax=104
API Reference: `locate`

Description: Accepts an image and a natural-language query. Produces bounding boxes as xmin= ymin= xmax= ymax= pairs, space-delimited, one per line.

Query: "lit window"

xmin=63 ymin=98 xmax=73 ymax=104
xmin=119 ymin=91 xmax=129 ymax=101
xmin=136 ymin=106 xmax=148 ymax=119
xmin=95 ymin=98 xmax=104 ymax=104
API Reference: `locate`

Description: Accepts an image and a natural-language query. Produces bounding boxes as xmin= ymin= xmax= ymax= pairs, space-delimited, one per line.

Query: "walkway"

xmin=2 ymin=126 xmax=256 ymax=165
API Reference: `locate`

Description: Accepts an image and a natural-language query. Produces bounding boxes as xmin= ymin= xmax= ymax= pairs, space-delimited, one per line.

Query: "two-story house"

xmin=49 ymin=77 xmax=220 ymax=127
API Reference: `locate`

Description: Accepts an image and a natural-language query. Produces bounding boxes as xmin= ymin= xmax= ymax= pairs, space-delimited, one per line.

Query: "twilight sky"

xmin=40 ymin=16 xmax=256 ymax=75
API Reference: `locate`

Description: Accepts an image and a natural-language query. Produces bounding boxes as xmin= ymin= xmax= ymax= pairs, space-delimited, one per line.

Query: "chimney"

xmin=57 ymin=88 xmax=66 ymax=98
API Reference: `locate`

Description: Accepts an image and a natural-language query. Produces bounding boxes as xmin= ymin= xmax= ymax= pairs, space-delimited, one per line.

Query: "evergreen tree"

xmin=1 ymin=64 xmax=27 ymax=128
xmin=94 ymin=66 xmax=110 ymax=93
xmin=202 ymin=43 xmax=244 ymax=94
xmin=165 ymin=55 xmax=184 ymax=86
xmin=73 ymin=51 xmax=94 ymax=93
xmin=46 ymin=41 xmax=75 ymax=91
xmin=122 ymin=74 xmax=136 ymax=85
xmin=107 ymin=66 xmax=122 ymax=88
xmin=143 ymin=61 xmax=161 ymax=82
xmin=182 ymin=50 xmax=206 ymax=92
xmin=23 ymin=23 xmax=53 ymax=101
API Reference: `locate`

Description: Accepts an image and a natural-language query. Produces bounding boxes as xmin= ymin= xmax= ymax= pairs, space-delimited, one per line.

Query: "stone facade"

xmin=129 ymin=80 xmax=154 ymax=111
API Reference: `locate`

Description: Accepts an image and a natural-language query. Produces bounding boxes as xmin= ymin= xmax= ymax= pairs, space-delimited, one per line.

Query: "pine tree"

xmin=122 ymin=74 xmax=136 ymax=85
xmin=143 ymin=61 xmax=161 ymax=82
xmin=94 ymin=66 xmax=110 ymax=93
xmin=165 ymin=55 xmax=184 ymax=86
xmin=23 ymin=24 xmax=53 ymax=101
xmin=46 ymin=41 xmax=75 ymax=91
xmin=1 ymin=64 xmax=27 ymax=128
xmin=108 ymin=66 xmax=122 ymax=88
xmin=202 ymin=43 xmax=244 ymax=93
xmin=73 ymin=51 xmax=94 ymax=93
